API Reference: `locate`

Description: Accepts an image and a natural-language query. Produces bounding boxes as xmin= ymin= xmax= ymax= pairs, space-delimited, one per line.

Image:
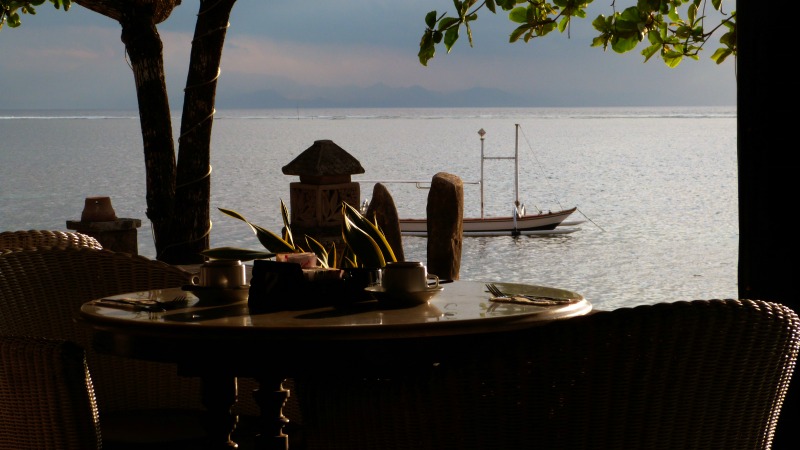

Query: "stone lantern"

xmin=281 ymin=140 xmax=365 ymax=243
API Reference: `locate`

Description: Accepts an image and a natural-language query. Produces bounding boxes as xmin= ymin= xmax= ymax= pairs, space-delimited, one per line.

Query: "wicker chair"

xmin=0 ymin=335 xmax=102 ymax=450
xmin=295 ymin=299 xmax=800 ymax=450
xmin=0 ymin=246 xmax=209 ymax=448
xmin=0 ymin=229 xmax=103 ymax=251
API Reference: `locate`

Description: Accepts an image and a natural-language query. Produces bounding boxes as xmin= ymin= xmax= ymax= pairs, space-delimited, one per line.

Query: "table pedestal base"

xmin=196 ymin=371 xmax=292 ymax=449
xmin=201 ymin=374 xmax=239 ymax=449
xmin=253 ymin=375 xmax=290 ymax=450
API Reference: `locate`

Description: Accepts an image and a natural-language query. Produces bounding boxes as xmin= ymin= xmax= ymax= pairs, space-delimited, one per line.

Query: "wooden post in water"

xmin=426 ymin=172 xmax=463 ymax=280
xmin=364 ymin=183 xmax=405 ymax=262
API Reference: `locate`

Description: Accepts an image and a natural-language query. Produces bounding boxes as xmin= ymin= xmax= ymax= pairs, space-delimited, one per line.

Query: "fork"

xmin=97 ymin=294 xmax=188 ymax=312
xmin=96 ymin=298 xmax=166 ymax=312
xmin=485 ymin=283 xmax=505 ymax=298
xmin=161 ymin=295 xmax=188 ymax=308
xmin=485 ymin=283 xmax=574 ymax=303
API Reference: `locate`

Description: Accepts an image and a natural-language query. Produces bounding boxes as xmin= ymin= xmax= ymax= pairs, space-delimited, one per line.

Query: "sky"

xmin=0 ymin=1 xmax=737 ymax=110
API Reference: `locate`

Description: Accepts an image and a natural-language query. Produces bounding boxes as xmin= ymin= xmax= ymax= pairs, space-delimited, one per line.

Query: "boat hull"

xmin=399 ymin=207 xmax=577 ymax=234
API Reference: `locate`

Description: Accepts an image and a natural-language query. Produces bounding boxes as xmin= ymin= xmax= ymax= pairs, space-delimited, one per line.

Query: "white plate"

xmin=364 ymin=285 xmax=444 ymax=305
xmin=182 ymin=284 xmax=249 ymax=304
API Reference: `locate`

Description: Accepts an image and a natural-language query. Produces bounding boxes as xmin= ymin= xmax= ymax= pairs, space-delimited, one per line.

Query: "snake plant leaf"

xmin=218 ymin=207 xmax=250 ymax=223
xmin=200 ymin=247 xmax=276 ymax=261
xmin=305 ymin=235 xmax=331 ymax=269
xmin=217 ymin=207 xmax=295 ymax=253
xmin=252 ymin=223 xmax=296 ymax=254
xmin=342 ymin=212 xmax=385 ymax=268
xmin=280 ymin=199 xmax=296 ymax=250
xmin=342 ymin=202 xmax=397 ymax=263
xmin=327 ymin=241 xmax=339 ymax=269
xmin=341 ymin=246 xmax=357 ymax=269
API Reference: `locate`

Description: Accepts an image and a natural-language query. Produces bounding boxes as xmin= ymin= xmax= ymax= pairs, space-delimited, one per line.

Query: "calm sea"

xmin=0 ymin=106 xmax=738 ymax=311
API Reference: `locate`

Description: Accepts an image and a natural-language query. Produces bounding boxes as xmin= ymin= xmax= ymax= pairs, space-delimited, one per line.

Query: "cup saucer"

xmin=364 ymin=285 xmax=444 ymax=306
xmin=182 ymin=284 xmax=249 ymax=304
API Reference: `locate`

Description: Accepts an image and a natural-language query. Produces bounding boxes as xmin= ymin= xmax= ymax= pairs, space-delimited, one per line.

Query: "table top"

xmin=79 ymin=280 xmax=590 ymax=342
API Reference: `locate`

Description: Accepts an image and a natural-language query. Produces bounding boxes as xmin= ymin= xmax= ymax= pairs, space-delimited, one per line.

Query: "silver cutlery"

xmin=96 ymin=295 xmax=188 ymax=312
xmin=96 ymin=298 xmax=165 ymax=312
xmin=161 ymin=295 xmax=188 ymax=308
xmin=485 ymin=283 xmax=575 ymax=304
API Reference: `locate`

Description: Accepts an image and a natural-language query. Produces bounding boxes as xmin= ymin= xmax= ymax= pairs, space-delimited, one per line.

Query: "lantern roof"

xmin=282 ymin=140 xmax=365 ymax=177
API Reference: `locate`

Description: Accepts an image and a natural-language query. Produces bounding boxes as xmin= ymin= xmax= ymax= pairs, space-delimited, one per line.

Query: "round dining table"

xmin=79 ymin=279 xmax=591 ymax=450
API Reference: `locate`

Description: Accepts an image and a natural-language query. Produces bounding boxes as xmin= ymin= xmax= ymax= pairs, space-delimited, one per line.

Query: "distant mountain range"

xmin=216 ymin=82 xmax=558 ymax=109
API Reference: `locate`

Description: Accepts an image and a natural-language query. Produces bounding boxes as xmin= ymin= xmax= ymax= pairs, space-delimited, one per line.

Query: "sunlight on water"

xmin=0 ymin=106 xmax=737 ymax=311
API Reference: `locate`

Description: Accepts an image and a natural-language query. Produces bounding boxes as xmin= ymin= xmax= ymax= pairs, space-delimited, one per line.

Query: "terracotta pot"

xmin=81 ymin=196 xmax=117 ymax=222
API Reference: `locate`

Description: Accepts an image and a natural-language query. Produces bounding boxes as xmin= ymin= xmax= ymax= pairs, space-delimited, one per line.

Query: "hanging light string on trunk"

xmin=155 ymin=10 xmax=231 ymax=258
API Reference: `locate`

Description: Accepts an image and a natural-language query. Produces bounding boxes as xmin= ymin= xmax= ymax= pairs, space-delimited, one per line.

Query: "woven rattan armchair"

xmin=296 ymin=299 xmax=800 ymax=450
xmin=0 ymin=229 xmax=103 ymax=250
xmin=0 ymin=335 xmax=102 ymax=450
xmin=0 ymin=246 xmax=209 ymax=448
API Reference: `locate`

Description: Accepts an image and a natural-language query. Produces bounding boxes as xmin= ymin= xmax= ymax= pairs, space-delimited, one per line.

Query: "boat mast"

xmin=514 ymin=123 xmax=520 ymax=214
xmin=479 ymin=128 xmax=486 ymax=219
xmin=479 ymin=125 xmax=521 ymax=220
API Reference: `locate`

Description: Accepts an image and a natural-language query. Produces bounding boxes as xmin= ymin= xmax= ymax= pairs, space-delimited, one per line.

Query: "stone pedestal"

xmin=282 ymin=139 xmax=366 ymax=255
xmin=66 ymin=218 xmax=142 ymax=255
xmin=288 ymin=181 xmax=360 ymax=241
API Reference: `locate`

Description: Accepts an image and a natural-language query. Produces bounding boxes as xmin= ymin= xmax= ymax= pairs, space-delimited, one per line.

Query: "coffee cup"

xmin=381 ymin=261 xmax=439 ymax=292
xmin=191 ymin=259 xmax=246 ymax=288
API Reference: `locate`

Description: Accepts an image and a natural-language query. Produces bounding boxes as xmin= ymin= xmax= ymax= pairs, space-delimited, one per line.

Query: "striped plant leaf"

xmin=305 ymin=235 xmax=332 ymax=268
xmin=279 ymin=199 xmax=296 ymax=250
xmin=217 ymin=207 xmax=295 ymax=253
xmin=342 ymin=202 xmax=397 ymax=264
xmin=341 ymin=209 xmax=385 ymax=269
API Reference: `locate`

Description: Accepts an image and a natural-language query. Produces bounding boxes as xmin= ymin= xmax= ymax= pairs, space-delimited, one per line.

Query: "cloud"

xmin=0 ymin=2 xmax=736 ymax=109
xmin=218 ymin=35 xmax=420 ymax=86
xmin=3 ymin=25 xmax=121 ymax=71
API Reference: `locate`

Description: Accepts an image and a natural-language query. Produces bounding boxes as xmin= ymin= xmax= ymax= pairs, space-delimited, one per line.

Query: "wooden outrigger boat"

xmin=399 ymin=207 xmax=578 ymax=237
xmin=398 ymin=124 xmax=580 ymax=237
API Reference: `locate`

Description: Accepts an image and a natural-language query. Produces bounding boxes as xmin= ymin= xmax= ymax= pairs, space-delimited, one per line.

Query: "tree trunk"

xmin=161 ymin=0 xmax=238 ymax=264
xmin=116 ymin=6 xmax=177 ymax=261
xmin=77 ymin=0 xmax=235 ymax=264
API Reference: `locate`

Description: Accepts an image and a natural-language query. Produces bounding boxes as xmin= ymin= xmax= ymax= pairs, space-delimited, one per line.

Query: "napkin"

xmin=96 ymin=296 xmax=188 ymax=312
xmin=96 ymin=298 xmax=164 ymax=312
xmin=489 ymin=296 xmax=578 ymax=306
